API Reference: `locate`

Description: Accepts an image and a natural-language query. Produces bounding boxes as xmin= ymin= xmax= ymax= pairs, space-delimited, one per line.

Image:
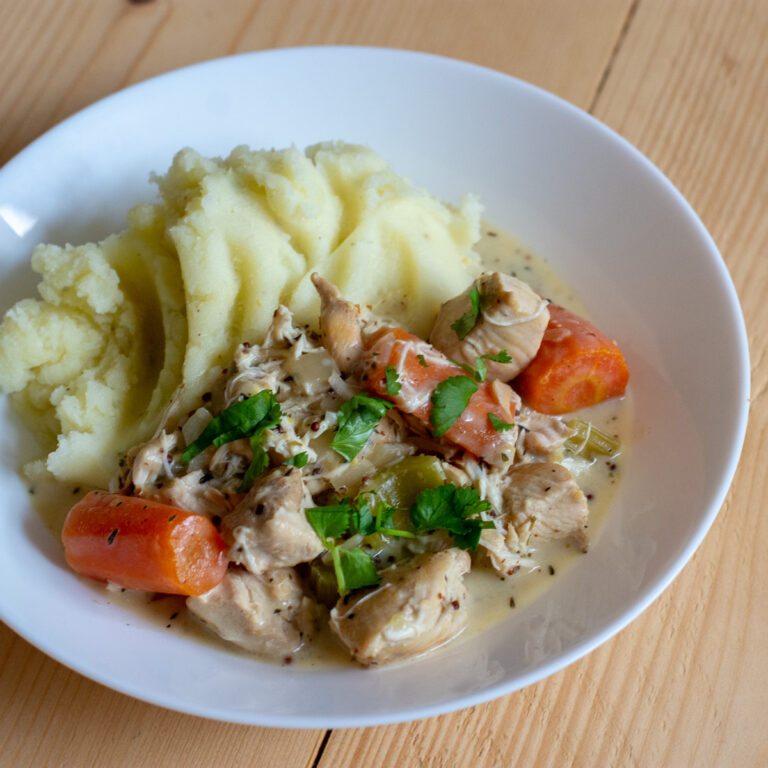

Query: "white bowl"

xmin=0 ymin=47 xmax=749 ymax=727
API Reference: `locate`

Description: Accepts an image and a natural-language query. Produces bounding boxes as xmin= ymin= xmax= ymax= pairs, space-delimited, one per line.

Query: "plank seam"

xmin=587 ymin=0 xmax=641 ymax=114
xmin=311 ymin=729 xmax=332 ymax=768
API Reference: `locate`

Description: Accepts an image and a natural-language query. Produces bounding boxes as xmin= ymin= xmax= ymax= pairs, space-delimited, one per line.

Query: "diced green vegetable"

xmin=309 ymin=559 xmax=341 ymax=607
xmin=366 ymin=455 xmax=447 ymax=510
xmin=564 ymin=418 xmax=621 ymax=459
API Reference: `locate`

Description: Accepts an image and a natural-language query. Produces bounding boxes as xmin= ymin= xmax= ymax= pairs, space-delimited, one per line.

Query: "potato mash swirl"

xmin=0 ymin=143 xmax=483 ymax=487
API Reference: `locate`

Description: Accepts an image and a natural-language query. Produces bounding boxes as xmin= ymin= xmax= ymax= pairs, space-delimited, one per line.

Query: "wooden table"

xmin=1 ymin=1 xmax=766 ymax=765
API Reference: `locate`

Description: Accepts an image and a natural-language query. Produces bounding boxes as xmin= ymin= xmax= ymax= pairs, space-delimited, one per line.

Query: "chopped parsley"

xmin=330 ymin=394 xmax=393 ymax=462
xmin=450 ymin=286 xmax=481 ymax=340
xmin=488 ymin=413 xmax=515 ymax=432
xmin=305 ymin=494 xmax=414 ymax=597
xmin=384 ymin=365 xmax=402 ymax=396
xmin=417 ymin=354 xmax=429 ymax=368
xmin=181 ymin=390 xmax=281 ymax=467
xmin=410 ymin=485 xmax=494 ymax=550
xmin=429 ymin=375 xmax=478 ymax=437
xmin=450 ymin=349 xmax=513 ymax=383
xmin=285 ymin=452 xmax=309 ymax=468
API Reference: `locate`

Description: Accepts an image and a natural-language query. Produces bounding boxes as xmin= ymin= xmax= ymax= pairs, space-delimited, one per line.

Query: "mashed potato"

xmin=0 ymin=142 xmax=483 ymax=487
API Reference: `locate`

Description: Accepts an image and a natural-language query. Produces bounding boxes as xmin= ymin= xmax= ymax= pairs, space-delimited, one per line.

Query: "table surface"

xmin=1 ymin=1 xmax=766 ymax=765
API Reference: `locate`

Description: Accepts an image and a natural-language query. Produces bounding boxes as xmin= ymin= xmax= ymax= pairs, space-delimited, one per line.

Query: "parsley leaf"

xmin=417 ymin=354 xmax=429 ymax=368
xmin=305 ymin=505 xmax=356 ymax=540
xmin=450 ymin=286 xmax=481 ymax=340
xmin=239 ymin=441 xmax=270 ymax=492
xmin=331 ymin=394 xmax=393 ymax=461
xmin=488 ymin=413 xmax=515 ymax=432
xmin=285 ymin=452 xmax=309 ymax=468
xmin=410 ymin=484 xmax=493 ymax=551
xmin=384 ymin=365 xmax=402 ymax=396
xmin=482 ymin=350 xmax=513 ymax=364
xmin=429 ymin=376 xmax=478 ymax=437
xmin=181 ymin=390 xmax=281 ymax=465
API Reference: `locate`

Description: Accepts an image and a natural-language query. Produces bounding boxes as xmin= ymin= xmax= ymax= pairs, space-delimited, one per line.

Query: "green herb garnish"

xmin=488 ymin=413 xmax=515 ymax=432
xmin=450 ymin=286 xmax=481 ymax=340
xmin=449 ymin=349 xmax=513 ymax=383
xmin=429 ymin=376 xmax=478 ymax=437
xmin=417 ymin=354 xmax=429 ymax=368
xmin=384 ymin=365 xmax=402 ymax=396
xmin=330 ymin=394 xmax=393 ymax=462
xmin=285 ymin=452 xmax=309 ymax=468
xmin=410 ymin=484 xmax=494 ymax=550
xmin=181 ymin=390 xmax=281 ymax=465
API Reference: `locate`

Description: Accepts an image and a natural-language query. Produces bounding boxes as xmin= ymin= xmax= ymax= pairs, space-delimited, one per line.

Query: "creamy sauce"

xmin=29 ymin=222 xmax=630 ymax=668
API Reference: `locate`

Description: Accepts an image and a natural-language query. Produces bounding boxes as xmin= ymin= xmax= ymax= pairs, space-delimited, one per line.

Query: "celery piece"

xmin=564 ymin=419 xmax=621 ymax=459
xmin=366 ymin=455 xmax=447 ymax=510
xmin=309 ymin=558 xmax=341 ymax=607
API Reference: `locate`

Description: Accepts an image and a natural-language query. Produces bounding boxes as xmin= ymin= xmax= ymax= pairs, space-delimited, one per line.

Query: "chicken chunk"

xmin=516 ymin=406 xmax=575 ymax=456
xmin=430 ymin=272 xmax=549 ymax=380
xmin=129 ymin=430 xmax=177 ymax=492
xmin=221 ymin=466 xmax=323 ymax=574
xmin=503 ymin=462 xmax=588 ymax=545
xmin=329 ymin=548 xmax=470 ymax=666
xmin=143 ymin=470 xmax=236 ymax=518
xmin=480 ymin=462 xmax=588 ymax=575
xmin=311 ymin=273 xmax=364 ymax=373
xmin=187 ymin=569 xmax=315 ymax=659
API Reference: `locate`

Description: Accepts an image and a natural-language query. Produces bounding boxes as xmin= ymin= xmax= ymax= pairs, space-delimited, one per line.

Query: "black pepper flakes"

xmin=509 ymin=597 xmax=516 ymax=608
xmin=107 ymin=528 xmax=118 ymax=545
xmin=548 ymin=565 xmax=555 ymax=575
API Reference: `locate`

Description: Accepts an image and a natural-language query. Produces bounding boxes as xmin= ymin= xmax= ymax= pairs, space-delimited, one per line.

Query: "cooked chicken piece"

xmin=429 ymin=272 xmax=550 ymax=380
xmin=517 ymin=406 xmax=575 ymax=456
xmin=130 ymin=430 xmax=177 ymax=492
xmin=221 ymin=466 xmax=323 ymax=573
xmin=143 ymin=469 xmax=236 ymax=518
xmin=208 ymin=438 xmax=252 ymax=484
xmin=311 ymin=273 xmax=364 ymax=374
xmin=187 ymin=568 xmax=315 ymax=659
xmin=503 ymin=462 xmax=588 ymax=546
xmin=480 ymin=462 xmax=588 ymax=575
xmin=329 ymin=548 xmax=470 ymax=666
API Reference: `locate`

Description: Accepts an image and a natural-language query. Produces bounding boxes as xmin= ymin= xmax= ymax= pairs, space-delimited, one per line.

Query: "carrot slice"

xmin=362 ymin=327 xmax=517 ymax=463
xmin=514 ymin=304 xmax=629 ymax=414
xmin=62 ymin=491 xmax=228 ymax=596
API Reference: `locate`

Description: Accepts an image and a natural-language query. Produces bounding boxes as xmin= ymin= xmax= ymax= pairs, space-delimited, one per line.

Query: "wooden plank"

xmin=0 ymin=0 xmax=633 ymax=167
xmin=0 ymin=626 xmax=326 ymax=768
xmin=318 ymin=0 xmax=768 ymax=765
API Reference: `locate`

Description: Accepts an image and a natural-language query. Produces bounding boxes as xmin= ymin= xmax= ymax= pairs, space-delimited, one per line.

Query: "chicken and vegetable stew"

xmin=61 ymin=259 xmax=629 ymax=667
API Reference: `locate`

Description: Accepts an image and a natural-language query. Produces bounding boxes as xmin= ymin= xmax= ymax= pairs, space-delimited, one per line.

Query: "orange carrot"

xmin=514 ymin=304 xmax=629 ymax=414
xmin=362 ymin=327 xmax=517 ymax=464
xmin=62 ymin=491 xmax=229 ymax=596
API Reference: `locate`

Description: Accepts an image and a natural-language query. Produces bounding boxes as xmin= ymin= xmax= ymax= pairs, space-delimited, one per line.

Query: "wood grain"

xmin=1 ymin=0 xmax=766 ymax=765
xmin=318 ymin=1 xmax=768 ymax=766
